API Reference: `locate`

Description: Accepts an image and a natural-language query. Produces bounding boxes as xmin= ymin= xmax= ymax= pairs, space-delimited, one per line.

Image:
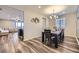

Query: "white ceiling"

xmin=8 ymin=5 xmax=78 ymax=16
xmin=8 ymin=5 xmax=50 ymax=14
xmin=0 ymin=5 xmax=78 ymax=21
xmin=0 ymin=5 xmax=24 ymax=21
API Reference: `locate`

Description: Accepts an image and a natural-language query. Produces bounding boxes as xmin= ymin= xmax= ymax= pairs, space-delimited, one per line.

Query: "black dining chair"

xmin=51 ymin=33 xmax=58 ymax=48
xmin=44 ymin=30 xmax=51 ymax=45
xmin=18 ymin=29 xmax=24 ymax=41
xmin=44 ymin=29 xmax=55 ymax=46
xmin=60 ymin=29 xmax=64 ymax=42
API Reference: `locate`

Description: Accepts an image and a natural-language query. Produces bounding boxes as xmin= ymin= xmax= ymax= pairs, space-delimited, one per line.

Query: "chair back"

xmin=60 ymin=29 xmax=64 ymax=41
xmin=18 ymin=29 xmax=24 ymax=36
xmin=44 ymin=29 xmax=51 ymax=39
xmin=61 ymin=29 xmax=64 ymax=36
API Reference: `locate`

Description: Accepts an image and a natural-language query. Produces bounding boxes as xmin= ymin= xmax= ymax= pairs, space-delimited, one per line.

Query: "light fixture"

xmin=38 ymin=6 xmax=41 ymax=8
xmin=49 ymin=9 xmax=58 ymax=19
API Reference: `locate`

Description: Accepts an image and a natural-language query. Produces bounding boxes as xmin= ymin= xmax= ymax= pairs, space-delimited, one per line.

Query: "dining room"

xmin=8 ymin=5 xmax=79 ymax=53
xmin=0 ymin=5 xmax=79 ymax=53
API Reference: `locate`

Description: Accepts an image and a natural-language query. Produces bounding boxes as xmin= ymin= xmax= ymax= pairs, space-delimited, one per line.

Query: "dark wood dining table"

xmin=42 ymin=30 xmax=61 ymax=48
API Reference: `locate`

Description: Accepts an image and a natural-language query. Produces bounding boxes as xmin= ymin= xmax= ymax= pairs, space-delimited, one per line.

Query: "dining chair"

xmin=44 ymin=29 xmax=55 ymax=46
xmin=60 ymin=29 xmax=64 ymax=42
xmin=44 ymin=29 xmax=51 ymax=44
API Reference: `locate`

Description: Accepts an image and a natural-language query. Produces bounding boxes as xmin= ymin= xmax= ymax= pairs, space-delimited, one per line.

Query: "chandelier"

xmin=49 ymin=9 xmax=58 ymax=19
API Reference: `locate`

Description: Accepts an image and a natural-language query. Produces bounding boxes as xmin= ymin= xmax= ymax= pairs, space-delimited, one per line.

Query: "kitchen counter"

xmin=0 ymin=32 xmax=9 ymax=36
xmin=9 ymin=30 xmax=18 ymax=33
xmin=0 ymin=30 xmax=18 ymax=36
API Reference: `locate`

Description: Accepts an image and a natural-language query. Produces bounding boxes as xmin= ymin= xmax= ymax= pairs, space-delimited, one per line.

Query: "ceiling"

xmin=0 ymin=5 xmax=24 ymax=21
xmin=8 ymin=5 xmax=78 ymax=16
xmin=0 ymin=5 xmax=78 ymax=21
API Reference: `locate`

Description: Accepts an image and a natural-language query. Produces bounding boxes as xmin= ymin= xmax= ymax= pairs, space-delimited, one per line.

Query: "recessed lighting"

xmin=38 ymin=6 xmax=41 ymax=8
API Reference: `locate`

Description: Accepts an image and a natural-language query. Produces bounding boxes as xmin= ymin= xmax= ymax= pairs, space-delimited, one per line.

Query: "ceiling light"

xmin=49 ymin=9 xmax=58 ymax=19
xmin=38 ymin=6 xmax=41 ymax=8
xmin=44 ymin=5 xmax=67 ymax=14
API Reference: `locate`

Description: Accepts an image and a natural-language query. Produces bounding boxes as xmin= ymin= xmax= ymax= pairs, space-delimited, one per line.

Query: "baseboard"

xmin=65 ymin=36 xmax=79 ymax=45
xmin=24 ymin=36 xmax=76 ymax=41
xmin=23 ymin=36 xmax=41 ymax=41
xmin=75 ymin=36 xmax=79 ymax=45
xmin=65 ymin=36 xmax=76 ymax=39
xmin=23 ymin=36 xmax=79 ymax=45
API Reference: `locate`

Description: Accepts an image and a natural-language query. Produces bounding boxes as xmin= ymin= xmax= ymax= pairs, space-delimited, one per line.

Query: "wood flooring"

xmin=0 ymin=36 xmax=79 ymax=53
xmin=16 ymin=37 xmax=79 ymax=53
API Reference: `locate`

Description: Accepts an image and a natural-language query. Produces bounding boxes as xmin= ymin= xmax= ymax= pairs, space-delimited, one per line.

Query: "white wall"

xmin=24 ymin=10 xmax=77 ymax=40
xmin=24 ymin=10 xmax=45 ymax=40
xmin=60 ymin=13 xmax=76 ymax=37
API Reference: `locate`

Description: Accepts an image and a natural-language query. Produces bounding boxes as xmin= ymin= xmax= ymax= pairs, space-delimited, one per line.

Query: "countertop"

xmin=0 ymin=30 xmax=18 ymax=36
xmin=0 ymin=32 xmax=9 ymax=36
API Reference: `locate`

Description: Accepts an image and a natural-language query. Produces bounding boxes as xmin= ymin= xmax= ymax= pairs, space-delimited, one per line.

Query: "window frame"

xmin=56 ymin=18 xmax=65 ymax=30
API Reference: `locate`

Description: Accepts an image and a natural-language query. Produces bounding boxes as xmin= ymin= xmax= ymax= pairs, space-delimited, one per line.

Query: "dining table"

xmin=42 ymin=30 xmax=62 ymax=48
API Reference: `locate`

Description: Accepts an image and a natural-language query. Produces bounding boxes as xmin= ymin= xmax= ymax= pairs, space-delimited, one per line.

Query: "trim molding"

xmin=65 ymin=36 xmax=76 ymax=39
xmin=65 ymin=36 xmax=79 ymax=45
xmin=24 ymin=36 xmax=41 ymax=41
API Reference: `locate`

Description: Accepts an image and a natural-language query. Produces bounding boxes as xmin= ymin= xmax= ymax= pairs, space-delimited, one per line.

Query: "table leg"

xmin=42 ymin=32 xmax=44 ymax=43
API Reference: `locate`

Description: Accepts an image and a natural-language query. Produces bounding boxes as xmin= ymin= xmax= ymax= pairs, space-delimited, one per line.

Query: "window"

xmin=56 ymin=18 xmax=65 ymax=29
xmin=22 ymin=22 xmax=24 ymax=28
xmin=15 ymin=21 xmax=24 ymax=29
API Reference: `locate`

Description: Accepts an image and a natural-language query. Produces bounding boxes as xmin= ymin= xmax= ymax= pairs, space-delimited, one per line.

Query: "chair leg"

xmin=42 ymin=32 xmax=44 ymax=43
xmin=54 ymin=35 xmax=58 ymax=48
xmin=55 ymin=43 xmax=58 ymax=48
xmin=48 ymin=38 xmax=51 ymax=46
